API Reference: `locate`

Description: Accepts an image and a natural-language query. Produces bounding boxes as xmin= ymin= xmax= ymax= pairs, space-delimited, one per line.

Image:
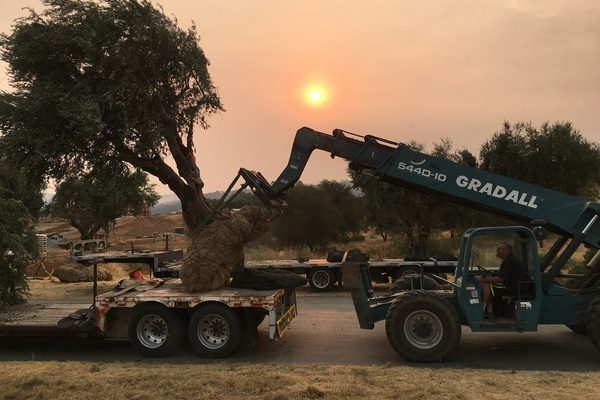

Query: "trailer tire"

xmin=308 ymin=267 xmax=336 ymax=291
xmin=128 ymin=303 xmax=183 ymax=357
xmin=388 ymin=275 xmax=441 ymax=294
xmin=188 ymin=303 xmax=242 ymax=358
xmin=398 ymin=265 xmax=420 ymax=278
xmin=385 ymin=290 xmax=460 ymax=362
xmin=566 ymin=323 xmax=588 ymax=335
xmin=250 ymin=308 xmax=267 ymax=327
xmin=587 ymin=296 xmax=600 ymax=351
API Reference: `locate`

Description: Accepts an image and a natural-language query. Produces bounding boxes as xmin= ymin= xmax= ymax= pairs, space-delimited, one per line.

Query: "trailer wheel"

xmin=385 ymin=290 xmax=460 ymax=362
xmin=188 ymin=303 xmax=242 ymax=358
xmin=566 ymin=323 xmax=588 ymax=335
xmin=398 ymin=265 xmax=420 ymax=278
xmin=128 ymin=303 xmax=183 ymax=357
xmin=388 ymin=275 xmax=441 ymax=294
xmin=587 ymin=296 xmax=600 ymax=351
xmin=308 ymin=267 xmax=336 ymax=291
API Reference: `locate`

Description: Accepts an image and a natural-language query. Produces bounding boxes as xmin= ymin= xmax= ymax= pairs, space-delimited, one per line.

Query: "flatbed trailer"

xmin=0 ymin=274 xmax=297 ymax=358
xmin=245 ymin=258 xmax=458 ymax=292
xmin=72 ymin=249 xmax=184 ymax=278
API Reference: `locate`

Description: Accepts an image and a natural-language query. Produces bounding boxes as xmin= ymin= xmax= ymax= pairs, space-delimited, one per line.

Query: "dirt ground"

xmin=35 ymin=214 xmax=189 ymax=274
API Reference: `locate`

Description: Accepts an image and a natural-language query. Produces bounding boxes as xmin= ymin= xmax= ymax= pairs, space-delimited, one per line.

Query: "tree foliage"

xmin=350 ymin=140 xmax=479 ymax=257
xmin=0 ymin=159 xmax=45 ymax=219
xmin=49 ymin=166 xmax=159 ymax=240
xmin=480 ymin=121 xmax=600 ymax=199
xmin=272 ymin=182 xmax=364 ymax=251
xmin=0 ymin=0 xmax=223 ymax=231
xmin=317 ymin=180 xmax=365 ymax=235
xmin=0 ymin=159 xmax=41 ymax=305
xmin=0 ymin=199 xmax=36 ymax=305
xmin=0 ymin=157 xmax=43 ymax=305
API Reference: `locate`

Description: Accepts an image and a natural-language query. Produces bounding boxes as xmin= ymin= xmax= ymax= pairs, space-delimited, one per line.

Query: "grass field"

xmin=1 ymin=362 xmax=599 ymax=400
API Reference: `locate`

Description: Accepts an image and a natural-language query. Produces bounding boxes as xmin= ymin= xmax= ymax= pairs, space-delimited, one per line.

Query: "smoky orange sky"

xmin=1 ymin=1 xmax=599 ymax=195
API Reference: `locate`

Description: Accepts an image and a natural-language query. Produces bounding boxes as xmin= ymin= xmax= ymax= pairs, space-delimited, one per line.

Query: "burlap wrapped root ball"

xmin=180 ymin=205 xmax=270 ymax=291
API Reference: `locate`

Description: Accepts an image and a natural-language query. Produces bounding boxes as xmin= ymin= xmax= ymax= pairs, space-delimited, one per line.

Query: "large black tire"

xmin=188 ymin=303 xmax=242 ymax=358
xmin=308 ymin=267 xmax=336 ymax=292
xmin=128 ymin=303 xmax=183 ymax=357
xmin=388 ymin=275 xmax=441 ymax=294
xmin=587 ymin=296 xmax=600 ymax=351
xmin=385 ymin=290 xmax=461 ymax=362
xmin=566 ymin=322 xmax=588 ymax=335
xmin=250 ymin=308 xmax=267 ymax=327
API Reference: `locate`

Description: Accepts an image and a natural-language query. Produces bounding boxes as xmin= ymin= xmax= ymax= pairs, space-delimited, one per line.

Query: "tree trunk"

xmin=378 ymin=226 xmax=388 ymax=242
xmin=71 ymin=220 xmax=101 ymax=240
xmin=179 ymin=188 xmax=212 ymax=233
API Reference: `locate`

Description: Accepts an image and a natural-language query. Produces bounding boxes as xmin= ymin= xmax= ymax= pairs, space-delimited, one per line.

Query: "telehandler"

xmin=234 ymin=126 xmax=600 ymax=361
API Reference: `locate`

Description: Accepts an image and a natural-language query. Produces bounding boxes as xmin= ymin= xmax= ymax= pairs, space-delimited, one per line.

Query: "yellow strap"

xmin=38 ymin=260 xmax=57 ymax=281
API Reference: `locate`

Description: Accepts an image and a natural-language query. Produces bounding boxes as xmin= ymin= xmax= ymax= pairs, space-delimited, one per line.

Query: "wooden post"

xmin=93 ymin=261 xmax=98 ymax=309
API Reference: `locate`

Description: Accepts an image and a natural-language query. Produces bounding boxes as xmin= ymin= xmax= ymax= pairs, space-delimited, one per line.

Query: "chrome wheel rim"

xmin=137 ymin=313 xmax=168 ymax=349
xmin=196 ymin=314 xmax=230 ymax=349
xmin=312 ymin=270 xmax=331 ymax=289
xmin=404 ymin=310 xmax=443 ymax=349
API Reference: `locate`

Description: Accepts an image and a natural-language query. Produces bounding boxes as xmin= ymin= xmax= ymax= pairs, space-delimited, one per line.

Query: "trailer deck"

xmin=0 ymin=302 xmax=100 ymax=338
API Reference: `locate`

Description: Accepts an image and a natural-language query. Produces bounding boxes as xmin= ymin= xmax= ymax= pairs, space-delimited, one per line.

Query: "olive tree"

xmin=0 ymin=0 xmax=222 ymax=231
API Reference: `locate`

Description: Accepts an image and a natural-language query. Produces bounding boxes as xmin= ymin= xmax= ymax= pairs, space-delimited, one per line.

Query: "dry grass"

xmin=1 ymin=362 xmax=598 ymax=400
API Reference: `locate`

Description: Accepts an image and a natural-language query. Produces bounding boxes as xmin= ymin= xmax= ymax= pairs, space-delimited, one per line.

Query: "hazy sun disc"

xmin=305 ymin=86 xmax=327 ymax=106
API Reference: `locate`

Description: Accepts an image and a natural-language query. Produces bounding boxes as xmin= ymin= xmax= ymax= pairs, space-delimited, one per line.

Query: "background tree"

xmin=0 ymin=0 xmax=222 ymax=232
xmin=0 ymin=158 xmax=42 ymax=305
xmin=272 ymin=181 xmax=365 ymax=252
xmin=350 ymin=140 xmax=479 ymax=257
xmin=272 ymin=183 xmax=342 ymax=252
xmin=317 ymin=180 xmax=365 ymax=237
xmin=480 ymin=121 xmax=600 ymax=199
xmin=49 ymin=166 xmax=159 ymax=240
xmin=0 ymin=159 xmax=44 ymax=219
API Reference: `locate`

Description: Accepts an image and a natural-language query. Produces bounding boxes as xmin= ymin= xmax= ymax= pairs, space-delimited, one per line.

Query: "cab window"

xmin=468 ymin=232 xmax=529 ymax=273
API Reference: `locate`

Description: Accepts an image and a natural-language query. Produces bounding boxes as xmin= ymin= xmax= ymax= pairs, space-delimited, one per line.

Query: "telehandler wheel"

xmin=128 ymin=303 xmax=183 ymax=357
xmin=566 ymin=323 xmax=588 ymax=335
xmin=388 ymin=275 xmax=441 ymax=294
xmin=385 ymin=290 xmax=460 ymax=362
xmin=308 ymin=267 xmax=336 ymax=292
xmin=188 ymin=303 xmax=242 ymax=358
xmin=587 ymin=296 xmax=600 ymax=351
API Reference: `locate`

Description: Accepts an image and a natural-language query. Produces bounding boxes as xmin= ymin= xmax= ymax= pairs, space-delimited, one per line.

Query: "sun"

xmin=304 ymin=85 xmax=327 ymax=107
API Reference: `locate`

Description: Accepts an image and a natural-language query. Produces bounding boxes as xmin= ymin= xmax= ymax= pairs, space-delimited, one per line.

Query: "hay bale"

xmin=54 ymin=264 xmax=113 ymax=283
xmin=180 ymin=205 xmax=270 ymax=292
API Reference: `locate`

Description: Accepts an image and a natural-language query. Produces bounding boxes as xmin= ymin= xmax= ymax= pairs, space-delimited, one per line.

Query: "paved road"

xmin=1 ymin=287 xmax=600 ymax=370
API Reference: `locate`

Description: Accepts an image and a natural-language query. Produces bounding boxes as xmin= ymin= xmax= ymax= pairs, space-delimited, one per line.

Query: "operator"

xmin=474 ymin=242 xmax=527 ymax=317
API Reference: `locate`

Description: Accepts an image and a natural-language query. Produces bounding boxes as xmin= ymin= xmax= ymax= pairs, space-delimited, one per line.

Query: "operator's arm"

xmin=473 ymin=275 xmax=505 ymax=284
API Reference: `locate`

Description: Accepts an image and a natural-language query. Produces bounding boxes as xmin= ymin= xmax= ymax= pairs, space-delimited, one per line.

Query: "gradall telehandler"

xmin=233 ymin=126 xmax=600 ymax=361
